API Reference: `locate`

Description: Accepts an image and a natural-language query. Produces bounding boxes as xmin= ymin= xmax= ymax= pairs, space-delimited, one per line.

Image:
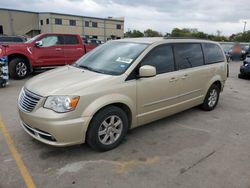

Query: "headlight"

xmin=242 ymin=50 xmax=246 ymax=54
xmin=44 ymin=96 xmax=80 ymax=113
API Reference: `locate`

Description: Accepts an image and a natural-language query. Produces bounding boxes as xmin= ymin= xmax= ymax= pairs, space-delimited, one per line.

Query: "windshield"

xmin=221 ymin=44 xmax=233 ymax=52
xmin=240 ymin=44 xmax=249 ymax=50
xmin=25 ymin=34 xmax=41 ymax=43
xmin=75 ymin=41 xmax=148 ymax=75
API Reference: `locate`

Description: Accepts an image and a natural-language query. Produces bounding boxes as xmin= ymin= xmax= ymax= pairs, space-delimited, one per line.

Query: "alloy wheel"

xmin=208 ymin=89 xmax=218 ymax=108
xmin=16 ymin=62 xmax=27 ymax=77
xmin=98 ymin=115 xmax=123 ymax=145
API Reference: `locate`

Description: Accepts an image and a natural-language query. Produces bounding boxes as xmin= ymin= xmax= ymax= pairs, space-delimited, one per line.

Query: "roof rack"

xmin=163 ymin=36 xmax=208 ymax=40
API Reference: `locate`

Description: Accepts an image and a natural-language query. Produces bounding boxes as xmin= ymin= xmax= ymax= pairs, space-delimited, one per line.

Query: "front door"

xmin=32 ymin=35 xmax=65 ymax=66
xmin=136 ymin=44 xmax=182 ymax=126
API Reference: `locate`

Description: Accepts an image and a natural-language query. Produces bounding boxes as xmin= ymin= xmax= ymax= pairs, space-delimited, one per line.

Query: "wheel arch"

xmin=205 ymin=76 xmax=223 ymax=93
xmin=212 ymin=80 xmax=222 ymax=91
xmin=82 ymin=95 xmax=136 ymax=142
xmin=8 ymin=53 xmax=33 ymax=72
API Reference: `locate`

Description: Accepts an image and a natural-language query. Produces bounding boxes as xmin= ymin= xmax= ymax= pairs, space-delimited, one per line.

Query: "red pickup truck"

xmin=0 ymin=33 xmax=96 ymax=79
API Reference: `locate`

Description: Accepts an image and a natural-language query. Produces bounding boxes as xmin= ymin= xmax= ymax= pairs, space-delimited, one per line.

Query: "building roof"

xmin=0 ymin=8 xmax=124 ymax=22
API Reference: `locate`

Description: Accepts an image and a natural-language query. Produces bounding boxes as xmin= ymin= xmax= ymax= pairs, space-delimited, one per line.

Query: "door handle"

xmin=55 ymin=48 xmax=62 ymax=51
xmin=181 ymin=74 xmax=188 ymax=80
xmin=169 ymin=77 xmax=178 ymax=82
xmin=77 ymin=48 xmax=83 ymax=50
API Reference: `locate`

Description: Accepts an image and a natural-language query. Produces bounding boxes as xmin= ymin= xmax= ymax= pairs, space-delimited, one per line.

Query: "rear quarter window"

xmin=64 ymin=35 xmax=79 ymax=45
xmin=202 ymin=43 xmax=225 ymax=64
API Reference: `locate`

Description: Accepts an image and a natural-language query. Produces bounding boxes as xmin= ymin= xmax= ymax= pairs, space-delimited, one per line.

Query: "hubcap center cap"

xmin=107 ymin=126 xmax=113 ymax=134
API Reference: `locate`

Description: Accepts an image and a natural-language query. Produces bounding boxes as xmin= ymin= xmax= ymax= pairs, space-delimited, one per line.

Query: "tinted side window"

xmin=174 ymin=43 xmax=204 ymax=70
xmin=203 ymin=43 xmax=225 ymax=64
xmin=13 ymin=37 xmax=24 ymax=42
xmin=64 ymin=35 xmax=79 ymax=45
xmin=0 ymin=37 xmax=11 ymax=42
xmin=141 ymin=45 xmax=175 ymax=74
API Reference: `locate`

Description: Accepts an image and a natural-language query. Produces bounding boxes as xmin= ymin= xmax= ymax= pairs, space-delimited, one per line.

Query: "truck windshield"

xmin=25 ymin=34 xmax=41 ymax=43
xmin=74 ymin=41 xmax=148 ymax=75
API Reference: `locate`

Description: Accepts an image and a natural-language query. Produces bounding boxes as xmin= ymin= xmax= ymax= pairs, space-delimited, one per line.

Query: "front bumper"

xmin=0 ymin=56 xmax=9 ymax=86
xmin=240 ymin=65 xmax=250 ymax=75
xmin=18 ymin=108 xmax=91 ymax=147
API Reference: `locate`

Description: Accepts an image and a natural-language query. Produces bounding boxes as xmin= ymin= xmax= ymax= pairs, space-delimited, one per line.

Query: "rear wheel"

xmin=87 ymin=106 xmax=128 ymax=151
xmin=201 ymin=84 xmax=220 ymax=111
xmin=9 ymin=58 xmax=29 ymax=79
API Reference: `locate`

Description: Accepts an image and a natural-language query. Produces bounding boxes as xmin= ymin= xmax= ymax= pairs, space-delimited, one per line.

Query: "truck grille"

xmin=18 ymin=88 xmax=41 ymax=112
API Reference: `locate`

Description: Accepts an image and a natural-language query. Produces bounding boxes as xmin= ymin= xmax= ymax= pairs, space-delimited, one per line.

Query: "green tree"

xmin=124 ymin=30 xmax=144 ymax=38
xmin=144 ymin=29 xmax=162 ymax=37
xmin=233 ymin=30 xmax=250 ymax=42
xmin=170 ymin=28 xmax=228 ymax=41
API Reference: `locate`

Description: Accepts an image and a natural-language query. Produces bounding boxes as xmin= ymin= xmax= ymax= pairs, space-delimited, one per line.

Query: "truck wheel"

xmin=87 ymin=106 xmax=128 ymax=152
xmin=9 ymin=58 xmax=29 ymax=79
xmin=201 ymin=84 xmax=220 ymax=111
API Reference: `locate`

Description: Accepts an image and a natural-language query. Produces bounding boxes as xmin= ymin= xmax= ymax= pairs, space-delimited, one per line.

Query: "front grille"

xmin=18 ymin=88 xmax=41 ymax=112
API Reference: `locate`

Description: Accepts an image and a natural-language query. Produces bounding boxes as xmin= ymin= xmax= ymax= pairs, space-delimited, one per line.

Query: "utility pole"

xmin=243 ymin=21 xmax=247 ymax=33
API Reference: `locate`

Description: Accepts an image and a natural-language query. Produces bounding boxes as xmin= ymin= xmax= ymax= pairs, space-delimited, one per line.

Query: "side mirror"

xmin=139 ymin=65 xmax=156 ymax=78
xmin=35 ymin=41 xmax=43 ymax=47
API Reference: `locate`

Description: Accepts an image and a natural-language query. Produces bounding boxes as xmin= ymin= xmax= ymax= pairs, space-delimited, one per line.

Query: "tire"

xmin=9 ymin=58 xmax=29 ymax=79
xmin=238 ymin=73 xmax=245 ymax=79
xmin=87 ymin=106 xmax=128 ymax=152
xmin=0 ymin=80 xmax=6 ymax=88
xmin=201 ymin=84 xmax=220 ymax=111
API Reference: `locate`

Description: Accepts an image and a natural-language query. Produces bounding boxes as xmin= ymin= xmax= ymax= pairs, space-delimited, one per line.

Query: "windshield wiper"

xmin=78 ymin=65 xmax=105 ymax=74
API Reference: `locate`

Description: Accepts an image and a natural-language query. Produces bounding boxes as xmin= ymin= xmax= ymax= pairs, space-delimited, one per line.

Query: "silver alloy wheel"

xmin=98 ymin=115 xmax=123 ymax=145
xmin=16 ymin=61 xmax=27 ymax=77
xmin=208 ymin=89 xmax=218 ymax=108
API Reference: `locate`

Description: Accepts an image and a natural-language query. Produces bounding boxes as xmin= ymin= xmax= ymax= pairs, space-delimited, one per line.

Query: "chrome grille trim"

xmin=18 ymin=88 xmax=42 ymax=112
xmin=21 ymin=121 xmax=56 ymax=142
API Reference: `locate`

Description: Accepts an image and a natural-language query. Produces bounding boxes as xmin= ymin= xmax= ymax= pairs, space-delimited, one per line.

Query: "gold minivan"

xmin=18 ymin=38 xmax=228 ymax=151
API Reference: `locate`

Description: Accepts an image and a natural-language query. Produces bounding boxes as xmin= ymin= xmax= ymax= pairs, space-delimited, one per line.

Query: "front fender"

xmin=6 ymin=49 xmax=34 ymax=65
xmin=82 ymin=93 xmax=136 ymax=127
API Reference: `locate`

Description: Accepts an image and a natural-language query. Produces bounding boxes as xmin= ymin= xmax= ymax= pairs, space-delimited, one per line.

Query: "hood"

xmin=25 ymin=66 xmax=114 ymax=96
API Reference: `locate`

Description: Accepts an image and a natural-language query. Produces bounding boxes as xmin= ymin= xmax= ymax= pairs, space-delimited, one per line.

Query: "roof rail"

xmin=163 ymin=36 xmax=208 ymax=40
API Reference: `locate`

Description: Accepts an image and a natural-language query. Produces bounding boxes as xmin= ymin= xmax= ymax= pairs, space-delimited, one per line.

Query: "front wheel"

xmin=86 ymin=106 xmax=128 ymax=151
xmin=201 ymin=84 xmax=220 ymax=111
xmin=9 ymin=58 xmax=29 ymax=79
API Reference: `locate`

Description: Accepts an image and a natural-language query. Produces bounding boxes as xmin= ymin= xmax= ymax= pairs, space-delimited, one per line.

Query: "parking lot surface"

xmin=0 ymin=61 xmax=250 ymax=188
